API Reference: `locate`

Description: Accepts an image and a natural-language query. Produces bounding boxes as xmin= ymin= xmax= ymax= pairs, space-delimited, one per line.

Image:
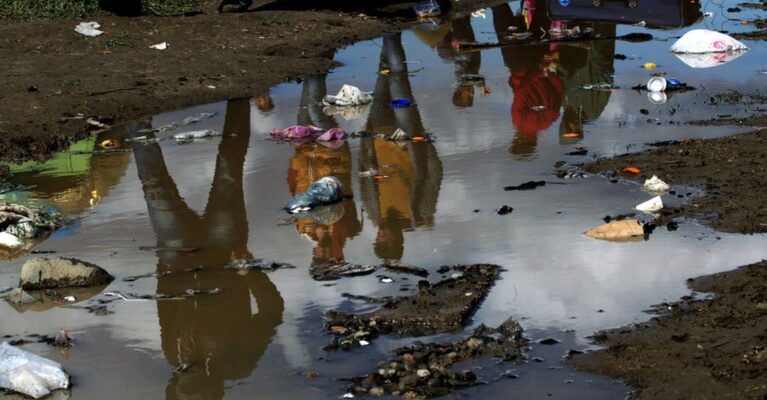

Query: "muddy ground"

xmin=0 ymin=0 xmax=500 ymax=162
xmin=572 ymin=260 xmax=767 ymax=400
xmin=584 ymin=127 xmax=767 ymax=234
xmin=576 ymin=116 xmax=767 ymax=398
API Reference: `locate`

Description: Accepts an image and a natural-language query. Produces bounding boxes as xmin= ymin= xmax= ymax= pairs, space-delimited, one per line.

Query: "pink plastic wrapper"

xmin=316 ymin=128 xmax=346 ymax=142
xmin=271 ymin=125 xmax=323 ymax=140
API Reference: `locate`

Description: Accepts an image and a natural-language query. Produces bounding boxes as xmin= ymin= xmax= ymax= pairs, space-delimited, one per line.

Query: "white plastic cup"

xmin=647 ymin=77 xmax=667 ymax=92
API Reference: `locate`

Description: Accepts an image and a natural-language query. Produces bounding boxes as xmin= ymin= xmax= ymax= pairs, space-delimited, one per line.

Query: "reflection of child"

xmin=287 ymin=143 xmax=361 ymax=265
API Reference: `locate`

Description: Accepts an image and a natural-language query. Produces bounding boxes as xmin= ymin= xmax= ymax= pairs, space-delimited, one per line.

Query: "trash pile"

xmin=0 ymin=203 xmax=62 ymax=255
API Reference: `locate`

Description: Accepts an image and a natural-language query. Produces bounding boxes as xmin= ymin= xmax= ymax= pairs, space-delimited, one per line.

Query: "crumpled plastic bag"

xmin=271 ymin=125 xmax=346 ymax=147
xmin=0 ymin=342 xmax=69 ymax=399
xmin=285 ymin=176 xmax=343 ymax=213
xmin=74 ymin=22 xmax=104 ymax=37
xmin=670 ymin=29 xmax=748 ymax=54
xmin=271 ymin=125 xmax=323 ymax=140
xmin=316 ymin=128 xmax=346 ymax=142
xmin=322 ymin=85 xmax=373 ymax=107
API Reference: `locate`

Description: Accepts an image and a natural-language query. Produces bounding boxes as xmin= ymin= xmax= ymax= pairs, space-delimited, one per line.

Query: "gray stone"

xmin=19 ymin=257 xmax=114 ymax=290
xmin=4 ymin=288 xmax=38 ymax=305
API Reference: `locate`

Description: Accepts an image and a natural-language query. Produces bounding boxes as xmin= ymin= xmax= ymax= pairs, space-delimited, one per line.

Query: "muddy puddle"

xmin=2 ymin=0 xmax=767 ymax=398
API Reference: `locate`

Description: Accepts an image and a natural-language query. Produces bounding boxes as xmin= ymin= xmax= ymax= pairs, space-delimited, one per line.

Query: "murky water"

xmin=2 ymin=0 xmax=767 ymax=398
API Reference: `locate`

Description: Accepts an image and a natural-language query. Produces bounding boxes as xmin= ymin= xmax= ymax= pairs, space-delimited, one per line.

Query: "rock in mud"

xmin=311 ymin=261 xmax=377 ymax=281
xmin=19 ymin=257 xmax=114 ymax=290
xmin=344 ymin=317 xmax=525 ymax=398
xmin=325 ymin=264 xmax=501 ymax=350
xmin=4 ymin=287 xmax=38 ymax=305
xmin=226 ymin=258 xmax=296 ymax=271
xmin=503 ymin=180 xmax=545 ymax=191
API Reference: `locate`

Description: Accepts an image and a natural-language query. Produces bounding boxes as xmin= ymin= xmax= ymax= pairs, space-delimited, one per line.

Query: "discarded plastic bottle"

xmin=647 ymin=77 xmax=686 ymax=92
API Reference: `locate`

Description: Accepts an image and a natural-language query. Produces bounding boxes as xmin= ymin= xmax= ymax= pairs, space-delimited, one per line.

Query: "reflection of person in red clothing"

xmin=509 ymin=56 xmax=564 ymax=139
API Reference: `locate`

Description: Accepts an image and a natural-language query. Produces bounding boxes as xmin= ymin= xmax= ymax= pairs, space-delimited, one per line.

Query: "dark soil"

xmin=584 ymin=128 xmax=767 ymax=234
xmin=0 ymin=0 xmax=501 ymax=162
xmin=324 ymin=264 xmax=501 ymax=350
xmin=572 ymin=260 xmax=767 ymax=400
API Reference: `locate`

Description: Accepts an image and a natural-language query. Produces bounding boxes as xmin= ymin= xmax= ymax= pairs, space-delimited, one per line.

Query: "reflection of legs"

xmin=204 ymin=98 xmax=251 ymax=259
xmin=131 ymin=122 xmax=201 ymax=271
xmin=298 ymin=74 xmax=337 ymax=129
xmin=382 ymin=34 xmax=426 ymax=136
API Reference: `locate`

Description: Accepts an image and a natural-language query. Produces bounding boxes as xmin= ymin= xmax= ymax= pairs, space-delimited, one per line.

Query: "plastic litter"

xmin=471 ymin=8 xmax=487 ymax=18
xmin=389 ymin=98 xmax=413 ymax=108
xmin=173 ymin=130 xmax=221 ymax=142
xmin=316 ymin=128 xmax=346 ymax=142
xmin=642 ymin=62 xmax=657 ymax=70
xmin=636 ymin=196 xmax=664 ymax=213
xmin=0 ymin=232 xmax=22 ymax=248
xmin=670 ymin=29 xmax=748 ymax=54
xmin=0 ymin=342 xmax=70 ymax=399
xmin=390 ymin=128 xmax=410 ymax=141
xmin=0 ymin=203 xmax=62 ymax=240
xmin=647 ymin=77 xmax=688 ymax=92
xmin=643 ymin=175 xmax=670 ymax=193
xmin=285 ymin=176 xmax=343 ymax=214
xmin=271 ymin=125 xmax=323 ymax=140
xmin=413 ymin=0 xmax=441 ymax=18
xmin=74 ymin=22 xmax=104 ymax=37
xmin=322 ymin=85 xmax=372 ymax=107
xmin=149 ymin=42 xmax=169 ymax=50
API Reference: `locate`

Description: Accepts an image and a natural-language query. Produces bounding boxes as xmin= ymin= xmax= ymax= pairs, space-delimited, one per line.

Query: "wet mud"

xmin=344 ymin=317 xmax=525 ymax=398
xmin=584 ymin=128 xmax=767 ymax=234
xmin=0 ymin=0 xmax=502 ymax=162
xmin=325 ymin=264 xmax=501 ymax=350
xmin=572 ymin=260 xmax=767 ymax=400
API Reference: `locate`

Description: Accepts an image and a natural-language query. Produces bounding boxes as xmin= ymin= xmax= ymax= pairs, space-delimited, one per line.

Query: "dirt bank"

xmin=572 ymin=260 xmax=767 ymax=400
xmin=584 ymin=128 xmax=767 ymax=234
xmin=577 ymin=121 xmax=767 ymax=398
xmin=0 ymin=0 xmax=500 ymax=162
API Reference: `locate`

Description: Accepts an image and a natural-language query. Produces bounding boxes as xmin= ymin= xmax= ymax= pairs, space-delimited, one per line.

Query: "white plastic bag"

xmin=0 ymin=342 xmax=69 ymax=399
xmin=0 ymin=232 xmax=22 ymax=248
xmin=74 ymin=22 xmax=104 ymax=37
xmin=670 ymin=29 xmax=748 ymax=54
xmin=322 ymin=85 xmax=373 ymax=107
xmin=643 ymin=175 xmax=670 ymax=193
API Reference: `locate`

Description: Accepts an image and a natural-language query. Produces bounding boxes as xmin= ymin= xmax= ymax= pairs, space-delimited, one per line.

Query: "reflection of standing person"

xmin=435 ymin=16 xmax=486 ymax=108
xmin=130 ymin=99 xmax=284 ymax=400
xmin=289 ymin=74 xmax=362 ymax=266
xmin=360 ymin=33 xmax=443 ymax=263
xmin=492 ymin=0 xmax=616 ymax=154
